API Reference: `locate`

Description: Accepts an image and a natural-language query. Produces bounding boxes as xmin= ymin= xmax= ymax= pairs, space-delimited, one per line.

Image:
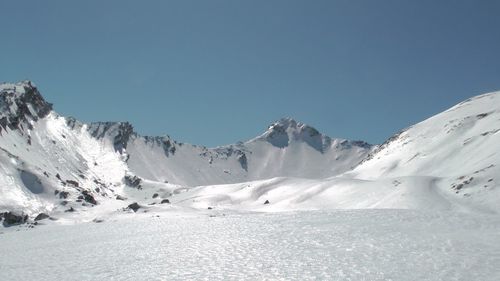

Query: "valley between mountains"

xmin=0 ymin=80 xmax=498 ymax=223
xmin=1 ymin=81 xmax=500 ymax=280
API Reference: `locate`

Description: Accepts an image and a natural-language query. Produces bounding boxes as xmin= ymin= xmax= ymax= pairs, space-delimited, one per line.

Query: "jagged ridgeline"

xmin=2 ymin=80 xmax=499 ymax=225
xmin=0 ymin=81 xmax=373 ymax=222
xmin=0 ymin=81 xmax=52 ymax=133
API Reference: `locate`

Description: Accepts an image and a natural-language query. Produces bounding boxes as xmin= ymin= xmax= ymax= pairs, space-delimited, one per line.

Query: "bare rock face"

xmin=127 ymin=202 xmax=141 ymax=212
xmin=81 ymin=190 xmax=97 ymax=205
xmin=0 ymin=81 xmax=53 ymax=133
xmin=116 ymin=195 xmax=127 ymax=201
xmin=124 ymin=175 xmax=142 ymax=189
xmin=88 ymin=121 xmax=135 ymax=153
xmin=143 ymin=136 xmax=177 ymax=157
xmin=59 ymin=191 xmax=70 ymax=199
xmin=2 ymin=212 xmax=28 ymax=226
xmin=34 ymin=213 xmax=50 ymax=221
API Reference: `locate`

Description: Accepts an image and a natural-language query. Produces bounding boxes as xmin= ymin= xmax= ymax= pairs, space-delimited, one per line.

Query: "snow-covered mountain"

xmin=0 ymin=81 xmax=372 ymax=220
xmin=180 ymin=91 xmax=500 ymax=214
xmin=0 ymin=82 xmax=128 ymax=220
xmin=346 ymin=91 xmax=500 ymax=210
xmin=0 ymin=80 xmax=499 ymax=226
xmin=350 ymin=92 xmax=500 ymax=180
xmin=88 ymin=117 xmax=371 ymax=186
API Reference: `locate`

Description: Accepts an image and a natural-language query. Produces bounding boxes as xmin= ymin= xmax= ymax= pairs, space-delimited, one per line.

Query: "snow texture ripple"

xmin=1 ymin=210 xmax=499 ymax=281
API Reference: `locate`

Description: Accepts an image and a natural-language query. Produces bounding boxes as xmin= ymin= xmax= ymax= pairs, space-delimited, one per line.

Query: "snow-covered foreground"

xmin=1 ymin=210 xmax=500 ymax=281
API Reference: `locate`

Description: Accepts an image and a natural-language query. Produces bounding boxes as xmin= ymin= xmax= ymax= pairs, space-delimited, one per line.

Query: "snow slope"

xmin=0 ymin=81 xmax=371 ymax=219
xmin=89 ymin=117 xmax=372 ymax=186
xmin=1 ymin=82 xmax=500 ymax=281
xmin=170 ymin=91 xmax=500 ymax=213
xmin=351 ymin=91 xmax=500 ymax=179
xmin=0 ymin=82 xmax=137 ymax=218
xmin=345 ymin=91 xmax=500 ymax=211
xmin=0 ymin=81 xmax=499 ymax=223
xmin=2 ymin=210 xmax=500 ymax=281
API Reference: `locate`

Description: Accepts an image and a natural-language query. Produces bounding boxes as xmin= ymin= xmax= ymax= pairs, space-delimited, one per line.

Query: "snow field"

xmin=1 ymin=210 xmax=499 ymax=281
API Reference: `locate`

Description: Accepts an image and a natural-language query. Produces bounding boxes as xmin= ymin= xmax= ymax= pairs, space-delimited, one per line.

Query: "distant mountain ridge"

xmin=0 ymin=81 xmax=373 ymax=219
xmin=0 ymin=80 xmax=499 ymax=223
xmin=84 ymin=109 xmax=373 ymax=186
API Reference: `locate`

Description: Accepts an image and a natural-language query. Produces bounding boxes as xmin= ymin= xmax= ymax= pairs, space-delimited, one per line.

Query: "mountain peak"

xmin=271 ymin=117 xmax=299 ymax=128
xmin=266 ymin=117 xmax=317 ymax=134
xmin=0 ymin=80 xmax=37 ymax=93
xmin=0 ymin=80 xmax=52 ymax=132
xmin=256 ymin=117 xmax=327 ymax=151
xmin=256 ymin=117 xmax=372 ymax=153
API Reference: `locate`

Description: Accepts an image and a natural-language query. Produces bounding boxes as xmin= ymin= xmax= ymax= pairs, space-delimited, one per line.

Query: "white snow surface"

xmin=347 ymin=90 xmax=500 ymax=212
xmin=1 ymin=81 xmax=500 ymax=280
xmin=1 ymin=210 xmax=500 ymax=281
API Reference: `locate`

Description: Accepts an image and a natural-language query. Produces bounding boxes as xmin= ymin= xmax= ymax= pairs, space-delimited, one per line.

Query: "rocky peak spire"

xmin=0 ymin=81 xmax=53 ymax=132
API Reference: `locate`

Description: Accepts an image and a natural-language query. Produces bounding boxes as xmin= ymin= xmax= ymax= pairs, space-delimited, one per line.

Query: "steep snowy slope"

xmin=89 ymin=118 xmax=372 ymax=186
xmin=0 ymin=82 xmax=132 ymax=218
xmin=347 ymin=91 xmax=500 ymax=199
xmin=322 ymin=92 xmax=500 ymax=212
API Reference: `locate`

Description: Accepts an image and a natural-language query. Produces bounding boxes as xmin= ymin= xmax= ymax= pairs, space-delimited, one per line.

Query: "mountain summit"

xmin=259 ymin=117 xmax=325 ymax=149
xmin=0 ymin=81 xmax=52 ymax=133
xmin=256 ymin=117 xmax=370 ymax=153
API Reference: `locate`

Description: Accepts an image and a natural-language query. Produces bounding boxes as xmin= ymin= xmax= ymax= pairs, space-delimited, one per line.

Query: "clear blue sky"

xmin=1 ymin=0 xmax=499 ymax=147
